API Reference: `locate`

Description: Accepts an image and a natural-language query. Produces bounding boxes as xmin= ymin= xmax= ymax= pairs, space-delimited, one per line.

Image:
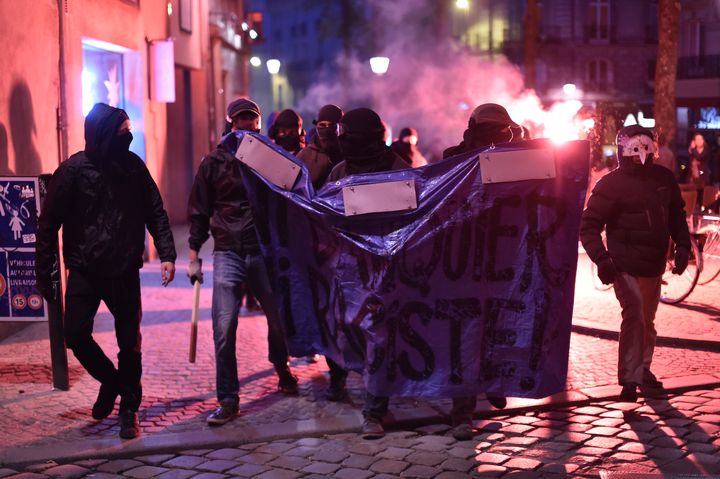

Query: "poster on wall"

xmin=0 ymin=177 xmax=46 ymax=321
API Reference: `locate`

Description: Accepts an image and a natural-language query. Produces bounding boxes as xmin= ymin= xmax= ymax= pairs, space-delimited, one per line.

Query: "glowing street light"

xmin=250 ymin=56 xmax=262 ymax=67
xmin=249 ymin=29 xmax=258 ymax=40
xmin=562 ymin=83 xmax=577 ymax=97
xmin=369 ymin=56 xmax=390 ymax=75
xmin=266 ymin=58 xmax=281 ymax=75
xmin=455 ymin=0 xmax=470 ymax=10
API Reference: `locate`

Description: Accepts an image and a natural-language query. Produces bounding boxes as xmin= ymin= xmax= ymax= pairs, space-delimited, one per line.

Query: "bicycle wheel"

xmin=660 ymin=236 xmax=700 ymax=304
xmin=698 ymin=229 xmax=720 ymax=285
xmin=589 ymin=230 xmax=612 ymax=291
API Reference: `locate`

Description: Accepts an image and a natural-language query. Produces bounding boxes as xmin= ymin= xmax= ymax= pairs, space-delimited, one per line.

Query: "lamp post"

xmin=369 ymin=56 xmax=390 ymax=75
xmin=266 ymin=59 xmax=281 ymax=110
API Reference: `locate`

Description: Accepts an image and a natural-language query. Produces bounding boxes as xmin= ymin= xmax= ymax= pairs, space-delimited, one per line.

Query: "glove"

xmin=597 ymin=258 xmax=617 ymax=285
xmin=36 ymin=275 xmax=56 ymax=302
xmin=187 ymin=258 xmax=203 ymax=285
xmin=672 ymin=247 xmax=689 ymax=275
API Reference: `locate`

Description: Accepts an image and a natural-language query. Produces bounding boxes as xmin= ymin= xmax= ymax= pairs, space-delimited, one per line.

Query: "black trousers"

xmin=64 ymin=269 xmax=143 ymax=412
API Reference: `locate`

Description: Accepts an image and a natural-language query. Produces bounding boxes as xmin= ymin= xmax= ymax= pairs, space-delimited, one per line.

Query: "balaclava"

xmin=314 ymin=104 xmax=343 ymax=163
xmin=270 ymin=109 xmax=303 ymax=153
xmin=84 ymin=103 xmax=133 ymax=173
xmin=338 ymin=108 xmax=392 ymax=174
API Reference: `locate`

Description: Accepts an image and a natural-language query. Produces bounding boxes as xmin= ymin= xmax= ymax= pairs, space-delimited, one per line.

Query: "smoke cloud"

xmin=297 ymin=0 xmax=561 ymax=162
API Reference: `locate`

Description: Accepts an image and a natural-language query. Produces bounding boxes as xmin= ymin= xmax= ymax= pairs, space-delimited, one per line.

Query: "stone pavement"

xmin=0 ymin=229 xmax=719 ymax=477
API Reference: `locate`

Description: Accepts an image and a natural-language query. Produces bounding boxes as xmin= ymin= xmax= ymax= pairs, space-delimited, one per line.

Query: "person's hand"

xmin=161 ymin=262 xmax=176 ymax=287
xmin=597 ymin=258 xmax=617 ymax=285
xmin=36 ymin=275 xmax=55 ymax=302
xmin=672 ymin=247 xmax=689 ymax=275
xmin=187 ymin=258 xmax=203 ymax=285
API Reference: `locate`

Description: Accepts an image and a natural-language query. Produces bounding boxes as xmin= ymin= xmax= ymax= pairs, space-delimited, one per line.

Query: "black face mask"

xmin=116 ymin=132 xmax=133 ymax=152
xmin=276 ymin=133 xmax=302 ymax=153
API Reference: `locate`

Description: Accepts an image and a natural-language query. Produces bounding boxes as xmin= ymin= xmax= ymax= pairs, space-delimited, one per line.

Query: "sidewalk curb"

xmin=572 ymin=317 xmax=720 ymax=351
xmin=3 ymin=374 xmax=720 ymax=469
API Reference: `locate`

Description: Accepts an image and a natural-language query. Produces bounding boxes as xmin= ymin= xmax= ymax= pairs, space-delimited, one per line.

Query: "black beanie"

xmin=316 ymin=104 xmax=343 ymax=123
xmin=273 ymin=109 xmax=302 ymax=129
xmin=340 ymin=108 xmax=385 ymax=141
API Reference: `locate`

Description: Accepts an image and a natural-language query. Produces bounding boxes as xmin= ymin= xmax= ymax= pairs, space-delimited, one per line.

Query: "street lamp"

xmin=250 ymin=56 xmax=261 ymax=67
xmin=455 ymin=0 xmax=470 ymax=10
xmin=266 ymin=58 xmax=281 ymax=75
xmin=369 ymin=56 xmax=390 ymax=75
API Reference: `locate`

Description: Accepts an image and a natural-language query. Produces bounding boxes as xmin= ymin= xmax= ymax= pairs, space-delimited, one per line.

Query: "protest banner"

xmin=227 ymin=132 xmax=589 ymax=399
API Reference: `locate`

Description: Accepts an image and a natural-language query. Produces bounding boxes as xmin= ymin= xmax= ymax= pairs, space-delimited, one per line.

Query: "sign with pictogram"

xmin=0 ymin=177 xmax=46 ymax=321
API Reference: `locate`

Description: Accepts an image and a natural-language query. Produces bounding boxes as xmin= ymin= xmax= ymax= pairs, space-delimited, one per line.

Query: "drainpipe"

xmin=56 ymin=0 xmax=68 ymax=166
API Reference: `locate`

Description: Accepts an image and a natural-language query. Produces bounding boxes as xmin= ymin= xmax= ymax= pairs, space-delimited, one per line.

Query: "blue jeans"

xmin=212 ymin=250 xmax=290 ymax=405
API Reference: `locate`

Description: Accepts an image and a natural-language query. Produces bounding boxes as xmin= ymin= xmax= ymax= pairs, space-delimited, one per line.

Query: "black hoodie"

xmin=36 ymin=103 xmax=176 ymax=291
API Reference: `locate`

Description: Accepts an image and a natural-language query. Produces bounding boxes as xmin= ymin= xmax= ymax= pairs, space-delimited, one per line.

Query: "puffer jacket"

xmin=187 ymin=136 xmax=259 ymax=254
xmin=36 ymin=104 xmax=176 ymax=284
xmin=580 ymin=160 xmax=690 ymax=277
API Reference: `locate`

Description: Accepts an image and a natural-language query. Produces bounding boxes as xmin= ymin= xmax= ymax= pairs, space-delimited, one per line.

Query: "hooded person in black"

xmin=581 ymin=125 xmax=690 ymax=403
xmin=268 ymin=109 xmax=306 ymax=155
xmin=326 ymin=108 xmax=408 ymax=182
xmin=391 ymin=127 xmax=427 ymax=168
xmin=36 ymin=103 xmax=177 ymax=439
xmin=297 ymin=104 xmax=344 ymax=187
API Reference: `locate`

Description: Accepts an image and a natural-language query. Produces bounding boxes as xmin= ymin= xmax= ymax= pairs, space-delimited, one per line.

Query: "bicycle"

xmin=697 ymin=215 xmax=720 ymax=286
xmin=659 ymin=234 xmax=702 ymax=304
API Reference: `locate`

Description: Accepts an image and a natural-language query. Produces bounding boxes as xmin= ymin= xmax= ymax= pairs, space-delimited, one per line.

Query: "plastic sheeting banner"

xmin=227 ymin=132 xmax=589 ymax=399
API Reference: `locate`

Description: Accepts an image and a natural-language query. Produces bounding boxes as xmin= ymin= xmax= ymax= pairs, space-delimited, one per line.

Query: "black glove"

xmin=597 ymin=258 xmax=617 ymax=285
xmin=36 ymin=275 xmax=55 ymax=302
xmin=672 ymin=247 xmax=689 ymax=275
xmin=187 ymin=258 xmax=203 ymax=285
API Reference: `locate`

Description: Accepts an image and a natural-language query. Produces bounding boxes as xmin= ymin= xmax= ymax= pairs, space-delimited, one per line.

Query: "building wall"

xmin=0 ymin=0 xmax=60 ymax=176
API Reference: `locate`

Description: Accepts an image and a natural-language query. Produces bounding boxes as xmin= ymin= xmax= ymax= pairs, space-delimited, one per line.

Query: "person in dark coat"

xmin=391 ymin=127 xmax=427 ymax=168
xmin=187 ymin=98 xmax=299 ymax=427
xmin=268 ymin=109 xmax=306 ymax=155
xmin=581 ymin=125 xmax=691 ymax=403
xmin=35 ymin=103 xmax=177 ymax=439
xmin=297 ymin=104 xmax=344 ymax=187
xmin=324 ymin=108 xmax=408 ymax=439
xmin=326 ymin=108 xmax=408 ymax=182
xmin=441 ymin=103 xmax=522 ymax=440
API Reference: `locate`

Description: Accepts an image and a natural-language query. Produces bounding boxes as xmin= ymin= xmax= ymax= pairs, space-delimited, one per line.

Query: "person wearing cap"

xmin=323 ymin=108 xmax=408 ymax=439
xmin=187 ymin=97 xmax=299 ymax=427
xmin=443 ymin=102 xmax=525 ymax=159
xmin=297 ymin=104 xmax=345 ymax=188
xmin=268 ymin=109 xmax=306 ymax=155
xmin=581 ymin=125 xmax=690 ymax=403
xmin=36 ymin=103 xmax=177 ymax=439
xmin=391 ymin=127 xmax=427 ymax=168
xmin=442 ymin=103 xmax=523 ymax=440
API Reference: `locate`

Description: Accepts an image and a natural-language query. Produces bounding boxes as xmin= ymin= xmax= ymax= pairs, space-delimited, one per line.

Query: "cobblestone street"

xmin=1 ymin=241 xmax=719 ymax=477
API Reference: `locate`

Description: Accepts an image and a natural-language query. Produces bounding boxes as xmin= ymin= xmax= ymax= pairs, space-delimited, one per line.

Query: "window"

xmin=587 ymin=59 xmax=613 ymax=92
xmin=587 ymin=0 xmax=610 ymax=42
xmin=680 ymin=19 xmax=701 ymax=57
xmin=82 ymin=44 xmax=125 ymax=116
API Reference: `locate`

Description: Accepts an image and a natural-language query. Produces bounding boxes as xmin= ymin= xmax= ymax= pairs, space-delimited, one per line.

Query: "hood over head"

xmin=84 ymin=103 xmax=131 ymax=163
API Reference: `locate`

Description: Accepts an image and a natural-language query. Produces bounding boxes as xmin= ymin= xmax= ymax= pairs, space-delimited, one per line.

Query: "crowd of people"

xmin=35 ymin=97 xmax=691 ymax=442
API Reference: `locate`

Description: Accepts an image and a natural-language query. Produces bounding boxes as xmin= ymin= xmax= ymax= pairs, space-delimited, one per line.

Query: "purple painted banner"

xmin=227 ymin=132 xmax=589 ymax=399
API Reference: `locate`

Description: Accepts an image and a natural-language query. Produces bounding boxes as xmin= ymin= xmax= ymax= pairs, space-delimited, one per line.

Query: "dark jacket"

xmin=580 ymin=162 xmax=691 ymax=277
xmin=326 ymin=148 xmax=409 ymax=183
xmin=188 ymin=138 xmax=259 ymax=254
xmin=36 ymin=105 xmax=176 ymax=288
xmin=296 ymin=142 xmax=334 ymax=188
